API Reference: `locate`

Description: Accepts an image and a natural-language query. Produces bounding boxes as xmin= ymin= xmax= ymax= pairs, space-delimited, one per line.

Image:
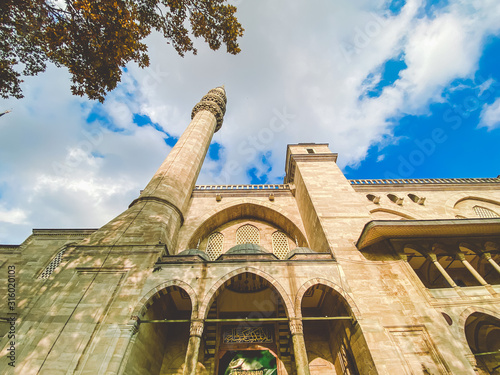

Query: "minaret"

xmin=84 ymin=87 xmax=226 ymax=249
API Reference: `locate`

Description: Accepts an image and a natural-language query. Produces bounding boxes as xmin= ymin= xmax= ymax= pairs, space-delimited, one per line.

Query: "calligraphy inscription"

xmin=223 ymin=326 xmax=273 ymax=344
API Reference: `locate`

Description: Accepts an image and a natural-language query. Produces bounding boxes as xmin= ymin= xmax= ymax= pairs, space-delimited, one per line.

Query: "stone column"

xmin=116 ymin=320 xmax=140 ymax=375
xmin=427 ymin=253 xmax=458 ymax=288
xmin=483 ymin=253 xmax=500 ymax=275
xmin=290 ymin=318 xmax=310 ymax=375
xmin=183 ymin=320 xmax=204 ymax=375
xmin=457 ymin=253 xmax=488 ymax=286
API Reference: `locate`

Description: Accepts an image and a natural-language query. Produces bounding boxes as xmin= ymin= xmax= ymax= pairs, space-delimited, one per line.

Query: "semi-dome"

xmin=226 ymin=243 xmax=268 ymax=255
xmin=177 ymin=249 xmax=210 ymax=261
xmin=285 ymin=247 xmax=316 ymax=260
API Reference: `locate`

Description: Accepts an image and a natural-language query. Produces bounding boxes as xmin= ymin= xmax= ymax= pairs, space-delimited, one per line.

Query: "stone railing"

xmin=194 ymin=184 xmax=290 ymax=191
xmin=349 ymin=178 xmax=500 ymax=185
xmin=193 ymin=178 xmax=500 ymax=191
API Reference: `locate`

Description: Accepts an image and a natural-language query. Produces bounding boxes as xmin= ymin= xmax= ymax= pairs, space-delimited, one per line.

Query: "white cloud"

xmin=0 ymin=206 xmax=28 ymax=225
xmin=1 ymin=0 xmax=500 ymax=243
xmin=480 ymin=98 xmax=500 ymax=130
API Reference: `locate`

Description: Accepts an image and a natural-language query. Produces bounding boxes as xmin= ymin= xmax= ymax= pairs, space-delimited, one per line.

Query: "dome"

xmin=285 ymin=247 xmax=316 ymax=259
xmin=177 ymin=249 xmax=210 ymax=261
xmin=226 ymin=243 xmax=268 ymax=255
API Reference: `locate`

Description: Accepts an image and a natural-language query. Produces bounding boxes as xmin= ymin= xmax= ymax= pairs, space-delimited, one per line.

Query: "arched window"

xmin=39 ymin=247 xmax=67 ymax=279
xmin=236 ymin=224 xmax=260 ymax=245
xmin=473 ymin=205 xmax=500 ymax=218
xmin=366 ymin=194 xmax=380 ymax=204
xmin=206 ymin=232 xmax=224 ymax=261
xmin=272 ymin=231 xmax=290 ymax=260
xmin=387 ymin=194 xmax=404 ymax=205
xmin=465 ymin=312 xmax=500 ymax=374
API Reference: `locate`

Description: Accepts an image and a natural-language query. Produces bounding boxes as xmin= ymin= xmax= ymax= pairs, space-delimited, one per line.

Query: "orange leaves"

xmin=1 ymin=0 xmax=243 ymax=101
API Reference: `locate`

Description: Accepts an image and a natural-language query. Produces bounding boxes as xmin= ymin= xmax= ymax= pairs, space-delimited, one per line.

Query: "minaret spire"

xmin=84 ymin=87 xmax=227 ymax=249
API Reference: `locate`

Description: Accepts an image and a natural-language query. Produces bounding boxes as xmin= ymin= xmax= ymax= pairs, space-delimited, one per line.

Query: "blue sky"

xmin=1 ymin=0 xmax=500 ymax=243
xmin=346 ymin=35 xmax=500 ymax=179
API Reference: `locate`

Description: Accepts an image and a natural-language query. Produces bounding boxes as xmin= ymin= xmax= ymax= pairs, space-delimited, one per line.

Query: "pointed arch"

xmin=198 ymin=267 xmax=295 ymax=320
xmin=294 ymin=278 xmax=360 ymax=318
xmin=183 ymin=200 xmax=308 ymax=251
xmin=369 ymin=207 xmax=417 ymax=220
xmin=131 ymin=279 xmax=198 ymax=320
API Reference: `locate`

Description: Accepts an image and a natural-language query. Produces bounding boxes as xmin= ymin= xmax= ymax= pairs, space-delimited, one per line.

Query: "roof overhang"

xmin=356 ymin=218 xmax=500 ymax=250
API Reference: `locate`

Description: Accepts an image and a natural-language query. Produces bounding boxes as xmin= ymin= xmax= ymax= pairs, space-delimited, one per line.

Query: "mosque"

xmin=1 ymin=87 xmax=499 ymax=374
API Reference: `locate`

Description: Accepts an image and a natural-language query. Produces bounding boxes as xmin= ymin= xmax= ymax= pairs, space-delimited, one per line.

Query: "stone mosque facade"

xmin=1 ymin=87 xmax=500 ymax=375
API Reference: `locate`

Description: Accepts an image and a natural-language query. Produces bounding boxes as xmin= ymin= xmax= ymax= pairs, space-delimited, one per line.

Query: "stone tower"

xmin=1 ymin=87 xmax=500 ymax=375
xmin=84 ymin=86 xmax=227 ymax=249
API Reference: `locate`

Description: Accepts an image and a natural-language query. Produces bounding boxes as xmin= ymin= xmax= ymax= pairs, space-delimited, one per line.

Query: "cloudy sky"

xmin=1 ymin=0 xmax=500 ymax=244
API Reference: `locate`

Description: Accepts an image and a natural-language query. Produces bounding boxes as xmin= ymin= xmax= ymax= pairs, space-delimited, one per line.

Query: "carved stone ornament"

xmin=201 ymin=93 xmax=226 ymax=115
xmin=190 ymin=320 xmax=205 ymax=337
xmin=289 ymin=319 xmax=304 ymax=335
xmin=191 ymin=87 xmax=227 ymax=132
xmin=191 ymin=101 xmax=224 ymax=132
xmin=208 ymin=87 xmax=227 ymax=104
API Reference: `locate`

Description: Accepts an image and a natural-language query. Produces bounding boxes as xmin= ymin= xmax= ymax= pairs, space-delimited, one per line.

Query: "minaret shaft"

xmin=139 ymin=110 xmax=217 ymax=215
xmin=83 ymin=87 xmax=226 ymax=249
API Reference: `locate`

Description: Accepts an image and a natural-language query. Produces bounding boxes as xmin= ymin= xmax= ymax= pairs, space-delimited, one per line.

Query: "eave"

xmin=356 ymin=218 xmax=500 ymax=250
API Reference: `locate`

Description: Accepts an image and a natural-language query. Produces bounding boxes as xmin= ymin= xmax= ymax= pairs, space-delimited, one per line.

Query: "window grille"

xmin=39 ymin=248 xmax=67 ymax=279
xmin=206 ymin=232 xmax=224 ymax=260
xmin=473 ymin=205 xmax=500 ymax=218
xmin=236 ymin=224 xmax=260 ymax=245
xmin=272 ymin=231 xmax=290 ymax=259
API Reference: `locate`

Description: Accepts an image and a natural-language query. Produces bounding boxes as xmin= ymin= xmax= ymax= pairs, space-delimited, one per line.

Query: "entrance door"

xmin=218 ymin=350 xmax=277 ymax=375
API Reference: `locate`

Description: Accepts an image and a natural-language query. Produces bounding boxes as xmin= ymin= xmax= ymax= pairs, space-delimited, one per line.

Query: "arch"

xmin=454 ymin=196 xmax=500 ymax=208
xmin=459 ymin=307 xmax=500 ymax=333
xmin=387 ymin=193 xmax=404 ymax=205
xmin=294 ymin=278 xmax=360 ymax=318
xmin=198 ymin=267 xmax=295 ymax=320
xmin=461 ymin=308 xmax=500 ymax=373
xmin=369 ymin=207 xmax=417 ymax=220
xmin=450 ymin=195 xmax=500 ymax=218
xmin=131 ymin=279 xmax=199 ymax=320
xmin=236 ymin=223 xmax=260 ymax=245
xmin=185 ymin=201 xmax=309 ymax=250
xmin=299 ymin=280 xmax=372 ymax=375
xmin=457 ymin=307 xmax=500 ymax=351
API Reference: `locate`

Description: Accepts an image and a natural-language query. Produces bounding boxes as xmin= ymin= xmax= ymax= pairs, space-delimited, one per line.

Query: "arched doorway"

xmin=300 ymin=284 xmax=372 ymax=375
xmin=203 ymin=272 xmax=292 ymax=375
xmin=465 ymin=312 xmax=500 ymax=374
xmin=124 ymin=285 xmax=196 ymax=375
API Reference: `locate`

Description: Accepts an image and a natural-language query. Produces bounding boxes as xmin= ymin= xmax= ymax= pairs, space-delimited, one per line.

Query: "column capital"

xmin=482 ymin=252 xmax=492 ymax=260
xmin=289 ymin=318 xmax=304 ymax=335
xmin=190 ymin=320 xmax=204 ymax=337
xmin=426 ymin=253 xmax=437 ymax=262
xmin=128 ymin=319 xmax=140 ymax=335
